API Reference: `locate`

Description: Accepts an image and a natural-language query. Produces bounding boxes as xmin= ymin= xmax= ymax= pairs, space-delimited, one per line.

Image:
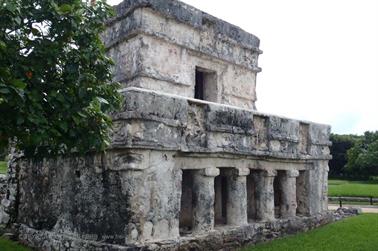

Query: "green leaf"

xmin=60 ymin=121 xmax=68 ymax=132
xmin=17 ymin=117 xmax=24 ymax=125
xmin=11 ymin=79 xmax=27 ymax=89
xmin=5 ymin=2 xmax=17 ymax=13
xmin=97 ymin=97 xmax=109 ymax=105
xmin=14 ymin=17 xmax=21 ymax=25
xmin=72 ymin=115 xmax=81 ymax=125
xmin=77 ymin=111 xmax=86 ymax=118
xmin=0 ymin=88 xmax=10 ymax=94
xmin=0 ymin=41 xmax=6 ymax=50
xmin=59 ymin=4 xmax=72 ymax=14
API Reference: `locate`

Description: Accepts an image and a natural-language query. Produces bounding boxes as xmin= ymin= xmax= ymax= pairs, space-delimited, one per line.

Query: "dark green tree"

xmin=329 ymin=134 xmax=361 ymax=177
xmin=0 ymin=0 xmax=121 ymax=157
xmin=346 ymin=131 xmax=378 ymax=178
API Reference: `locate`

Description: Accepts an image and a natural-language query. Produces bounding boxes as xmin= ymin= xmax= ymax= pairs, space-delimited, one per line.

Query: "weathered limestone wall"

xmin=111 ymin=88 xmax=331 ymax=161
xmin=103 ymin=4 xmax=261 ymax=109
xmin=10 ymin=88 xmax=332 ymax=249
xmin=14 ymin=150 xmax=182 ymax=244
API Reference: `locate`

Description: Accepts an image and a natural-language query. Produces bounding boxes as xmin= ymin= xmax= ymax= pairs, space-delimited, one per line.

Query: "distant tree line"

xmin=329 ymin=131 xmax=378 ymax=179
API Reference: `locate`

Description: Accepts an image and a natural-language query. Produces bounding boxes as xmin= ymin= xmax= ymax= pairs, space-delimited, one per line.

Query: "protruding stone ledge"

xmin=111 ymin=88 xmax=332 ymax=161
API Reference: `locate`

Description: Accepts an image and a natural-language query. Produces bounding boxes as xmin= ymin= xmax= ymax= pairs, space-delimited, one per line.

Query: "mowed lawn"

xmin=242 ymin=214 xmax=378 ymax=251
xmin=0 ymin=161 xmax=7 ymax=174
xmin=0 ymin=237 xmax=32 ymax=251
xmin=328 ymin=179 xmax=378 ymax=197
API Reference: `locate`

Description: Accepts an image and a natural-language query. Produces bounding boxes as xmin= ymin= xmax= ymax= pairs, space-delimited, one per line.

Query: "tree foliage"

xmin=346 ymin=131 xmax=378 ymax=178
xmin=0 ymin=0 xmax=121 ymax=157
xmin=329 ymin=134 xmax=361 ymax=177
xmin=330 ymin=132 xmax=378 ymax=179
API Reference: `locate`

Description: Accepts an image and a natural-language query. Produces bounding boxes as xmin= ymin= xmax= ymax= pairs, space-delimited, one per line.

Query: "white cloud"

xmin=107 ymin=0 xmax=378 ymax=135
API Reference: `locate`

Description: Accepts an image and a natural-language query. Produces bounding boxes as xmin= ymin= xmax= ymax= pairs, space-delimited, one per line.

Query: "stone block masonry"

xmin=0 ymin=0 xmax=340 ymax=250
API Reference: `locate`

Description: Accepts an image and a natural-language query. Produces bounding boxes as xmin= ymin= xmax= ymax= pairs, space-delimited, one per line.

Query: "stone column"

xmin=225 ymin=167 xmax=250 ymax=226
xmin=308 ymin=161 xmax=328 ymax=215
xmin=321 ymin=162 xmax=330 ymax=212
xmin=280 ymin=169 xmax=299 ymax=218
xmin=296 ymin=170 xmax=310 ymax=216
xmin=192 ymin=167 xmax=219 ymax=234
xmin=255 ymin=169 xmax=277 ymax=221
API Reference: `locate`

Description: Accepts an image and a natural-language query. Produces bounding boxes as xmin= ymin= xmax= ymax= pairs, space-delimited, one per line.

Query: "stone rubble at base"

xmin=0 ymin=0 xmax=356 ymax=250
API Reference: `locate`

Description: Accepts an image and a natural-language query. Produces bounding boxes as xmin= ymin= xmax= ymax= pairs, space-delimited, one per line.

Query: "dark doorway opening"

xmin=194 ymin=67 xmax=217 ymax=102
xmin=247 ymin=172 xmax=257 ymax=222
xmin=179 ymin=170 xmax=194 ymax=235
xmin=274 ymin=171 xmax=285 ymax=218
xmin=214 ymin=170 xmax=228 ymax=225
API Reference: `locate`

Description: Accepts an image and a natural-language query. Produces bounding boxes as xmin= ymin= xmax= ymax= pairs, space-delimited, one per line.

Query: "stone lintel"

xmin=201 ymin=167 xmax=220 ymax=177
xmin=223 ymin=167 xmax=250 ymax=177
xmin=285 ymin=169 xmax=300 ymax=178
xmin=260 ymin=169 xmax=277 ymax=177
xmin=234 ymin=167 xmax=250 ymax=176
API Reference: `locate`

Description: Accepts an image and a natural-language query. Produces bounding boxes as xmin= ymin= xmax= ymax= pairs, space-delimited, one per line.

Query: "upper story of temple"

xmin=103 ymin=0 xmax=262 ymax=110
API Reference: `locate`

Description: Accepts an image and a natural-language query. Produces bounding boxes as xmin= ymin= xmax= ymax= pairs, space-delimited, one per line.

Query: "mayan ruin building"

xmin=0 ymin=0 xmax=341 ymax=250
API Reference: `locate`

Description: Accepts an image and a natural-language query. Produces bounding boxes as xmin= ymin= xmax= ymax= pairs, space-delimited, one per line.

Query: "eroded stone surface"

xmin=104 ymin=0 xmax=261 ymax=109
xmin=15 ymin=209 xmax=358 ymax=251
xmin=0 ymin=0 xmax=335 ymax=250
xmin=111 ymin=88 xmax=331 ymax=161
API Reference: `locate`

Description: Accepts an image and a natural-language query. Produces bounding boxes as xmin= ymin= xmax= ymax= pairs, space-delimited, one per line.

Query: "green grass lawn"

xmin=0 ymin=237 xmax=32 ymax=251
xmin=0 ymin=161 xmax=7 ymax=174
xmin=328 ymin=179 xmax=378 ymax=197
xmin=242 ymin=214 xmax=378 ymax=251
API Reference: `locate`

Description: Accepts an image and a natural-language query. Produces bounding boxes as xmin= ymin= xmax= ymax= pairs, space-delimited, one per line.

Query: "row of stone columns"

xmin=189 ymin=167 xmax=300 ymax=234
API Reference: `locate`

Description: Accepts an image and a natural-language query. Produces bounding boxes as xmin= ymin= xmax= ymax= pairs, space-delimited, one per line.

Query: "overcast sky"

xmin=107 ymin=0 xmax=378 ymax=135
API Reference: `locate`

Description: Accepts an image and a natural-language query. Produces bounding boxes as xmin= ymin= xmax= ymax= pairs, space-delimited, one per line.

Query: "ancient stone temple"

xmin=0 ymin=0 xmax=335 ymax=250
